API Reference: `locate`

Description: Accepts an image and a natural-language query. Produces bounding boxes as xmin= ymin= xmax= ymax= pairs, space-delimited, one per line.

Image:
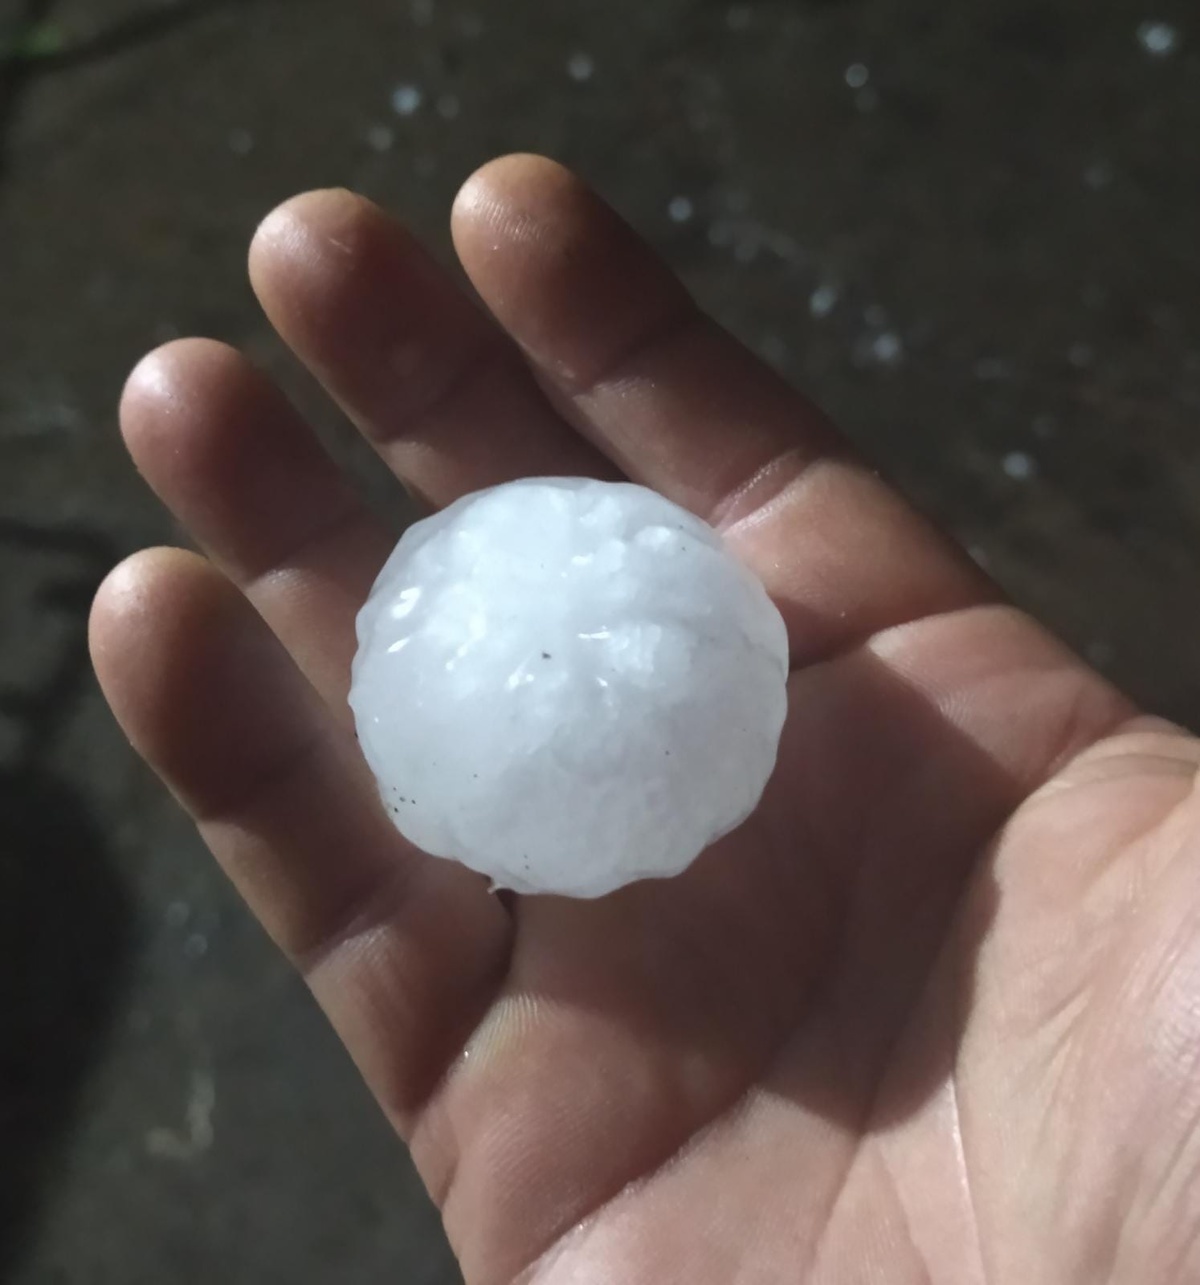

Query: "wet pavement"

xmin=1 ymin=0 xmax=1197 ymax=1279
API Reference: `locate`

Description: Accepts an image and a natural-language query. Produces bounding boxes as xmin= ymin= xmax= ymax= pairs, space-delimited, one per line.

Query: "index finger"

xmin=451 ymin=156 xmax=995 ymax=663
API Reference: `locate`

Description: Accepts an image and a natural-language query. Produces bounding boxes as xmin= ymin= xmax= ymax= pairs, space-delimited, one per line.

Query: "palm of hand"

xmin=91 ymin=157 xmax=1200 ymax=1284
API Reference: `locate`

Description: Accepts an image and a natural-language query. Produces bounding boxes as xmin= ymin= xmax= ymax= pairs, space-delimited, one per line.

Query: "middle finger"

xmin=249 ymin=188 xmax=614 ymax=506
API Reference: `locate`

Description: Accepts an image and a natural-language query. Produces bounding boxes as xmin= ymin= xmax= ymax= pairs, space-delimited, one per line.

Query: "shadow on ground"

xmin=0 ymin=521 xmax=133 ymax=1279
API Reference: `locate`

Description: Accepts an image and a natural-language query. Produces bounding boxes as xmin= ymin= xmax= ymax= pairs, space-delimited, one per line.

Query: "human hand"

xmin=91 ymin=156 xmax=1200 ymax=1284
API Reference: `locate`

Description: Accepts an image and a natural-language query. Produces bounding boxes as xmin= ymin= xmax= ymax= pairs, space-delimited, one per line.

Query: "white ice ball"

xmin=350 ymin=478 xmax=789 ymax=898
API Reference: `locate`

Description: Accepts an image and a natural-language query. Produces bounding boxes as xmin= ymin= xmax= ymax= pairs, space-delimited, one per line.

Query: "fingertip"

xmin=121 ymin=340 xmax=192 ymax=431
xmin=249 ymin=192 xmax=315 ymax=299
xmin=88 ymin=554 xmax=137 ymax=675
xmin=119 ymin=341 xmax=288 ymax=521
xmin=121 ymin=339 xmax=245 ymax=439
xmin=253 ymin=188 xmax=355 ymax=248
xmin=453 ymin=154 xmax=573 ymax=216
xmin=450 ymin=155 xmax=687 ymax=392
xmin=90 ymin=546 xmax=223 ymax=645
xmin=249 ymin=188 xmax=379 ymax=295
xmin=451 ymin=154 xmax=580 ymax=254
xmin=89 ymin=548 xmax=322 ymax=801
xmin=89 ymin=547 xmax=215 ymax=705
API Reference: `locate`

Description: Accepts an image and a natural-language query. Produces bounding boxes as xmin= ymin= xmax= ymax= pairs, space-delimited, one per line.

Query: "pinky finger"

xmin=90 ymin=548 xmax=511 ymax=1127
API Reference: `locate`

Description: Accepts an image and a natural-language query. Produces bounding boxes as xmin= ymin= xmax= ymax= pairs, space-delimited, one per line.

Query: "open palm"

xmin=91 ymin=156 xmax=1200 ymax=1284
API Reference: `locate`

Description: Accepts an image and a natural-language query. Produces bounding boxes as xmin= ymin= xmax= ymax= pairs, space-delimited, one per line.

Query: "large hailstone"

xmin=350 ymin=478 xmax=788 ymax=898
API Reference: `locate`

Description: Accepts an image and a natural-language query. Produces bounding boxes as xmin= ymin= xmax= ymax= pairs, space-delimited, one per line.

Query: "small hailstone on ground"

xmin=809 ymin=282 xmax=840 ymax=318
xmin=1136 ymin=19 xmax=1179 ymax=57
xmin=391 ymin=84 xmax=424 ymax=116
xmin=351 ymin=479 xmax=789 ymax=898
xmin=1002 ymin=450 xmax=1037 ymax=481
xmin=668 ymin=195 xmax=695 ymax=224
xmin=844 ymin=62 xmax=870 ymax=89
xmin=869 ymin=331 xmax=905 ymax=366
xmin=567 ymin=52 xmax=595 ymax=82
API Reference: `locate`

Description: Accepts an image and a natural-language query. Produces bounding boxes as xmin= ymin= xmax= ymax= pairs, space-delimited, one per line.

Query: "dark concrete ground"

xmin=0 ymin=0 xmax=1197 ymax=1279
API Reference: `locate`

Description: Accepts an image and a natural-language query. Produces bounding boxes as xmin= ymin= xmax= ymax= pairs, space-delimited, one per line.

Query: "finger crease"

xmin=366 ymin=339 xmax=513 ymax=446
xmin=295 ymin=860 xmax=416 ymax=976
xmin=710 ymin=444 xmax=826 ymax=533
xmin=243 ymin=495 xmax=374 ymax=589
xmin=558 ymin=299 xmax=701 ymax=403
xmin=193 ymin=727 xmax=327 ymax=827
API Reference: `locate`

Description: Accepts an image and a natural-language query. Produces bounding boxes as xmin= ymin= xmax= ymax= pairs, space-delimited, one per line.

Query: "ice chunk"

xmin=350 ymin=478 xmax=789 ymax=897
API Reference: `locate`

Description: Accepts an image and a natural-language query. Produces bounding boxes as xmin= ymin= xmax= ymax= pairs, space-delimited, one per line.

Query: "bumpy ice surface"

xmin=350 ymin=478 xmax=789 ymax=898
